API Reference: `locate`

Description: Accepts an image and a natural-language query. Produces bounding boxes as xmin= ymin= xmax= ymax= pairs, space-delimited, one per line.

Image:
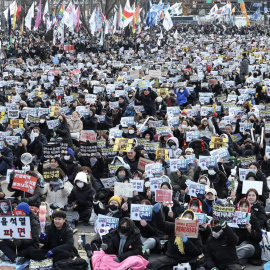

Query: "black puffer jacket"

xmin=205 ymin=225 xmax=239 ymax=269
xmin=55 ymin=121 xmax=73 ymax=148
xmin=62 ymin=158 xmax=79 ymax=184
xmin=153 ymin=210 xmax=203 ymax=263
xmin=68 ymin=182 xmax=96 ymax=209
xmin=251 ymin=201 xmax=267 ymax=228
xmin=41 ymin=222 xmax=77 ymax=256
xmin=102 ymin=224 xmax=143 ymax=262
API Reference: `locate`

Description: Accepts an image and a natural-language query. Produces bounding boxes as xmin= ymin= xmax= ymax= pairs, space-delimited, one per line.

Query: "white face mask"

xmin=33 ymin=132 xmax=39 ymax=137
xmin=182 ymin=124 xmax=187 ymax=129
xmin=76 ymin=182 xmax=84 ymax=188
xmin=180 ymin=89 xmax=184 ymax=93
xmin=40 ymin=119 xmax=45 ymax=124
xmin=129 ymin=130 xmax=135 ymax=134
xmin=208 ymin=170 xmax=216 ymax=175
xmin=64 ymin=156 xmax=70 ymax=160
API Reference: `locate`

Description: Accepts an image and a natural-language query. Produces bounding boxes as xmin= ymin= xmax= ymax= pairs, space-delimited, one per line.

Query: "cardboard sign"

xmin=242 ymin=180 xmax=263 ymax=195
xmin=175 ymin=219 xmax=199 ymax=238
xmin=130 ymin=180 xmax=144 ymax=192
xmin=114 ymin=182 xmax=133 ymax=197
xmin=0 ymin=200 xmax=12 ymax=216
xmin=80 ymin=130 xmax=97 ymax=143
xmin=43 ymin=168 xmax=60 ymax=182
xmin=155 ymin=189 xmax=172 ymax=202
xmin=0 ymin=216 xmax=31 ymax=239
xmin=96 ymin=214 xmax=119 ymax=231
xmin=137 ymin=157 xmax=154 ymax=171
xmin=213 ymin=205 xmax=235 ymax=222
xmin=130 ymin=204 xmax=153 ymax=221
xmin=12 ymin=173 xmax=37 ymax=195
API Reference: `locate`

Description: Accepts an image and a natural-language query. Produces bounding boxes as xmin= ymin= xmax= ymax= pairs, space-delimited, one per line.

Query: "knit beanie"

xmin=108 ymin=196 xmax=121 ymax=207
xmin=16 ymin=202 xmax=30 ymax=216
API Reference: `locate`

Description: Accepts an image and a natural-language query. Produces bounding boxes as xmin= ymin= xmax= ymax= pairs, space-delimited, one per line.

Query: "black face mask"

xmin=120 ymin=226 xmax=130 ymax=234
xmin=109 ymin=205 xmax=118 ymax=211
xmin=206 ymin=199 xmax=214 ymax=205
xmin=245 ymin=145 xmax=252 ymax=150
xmin=212 ymin=226 xmax=222 ymax=232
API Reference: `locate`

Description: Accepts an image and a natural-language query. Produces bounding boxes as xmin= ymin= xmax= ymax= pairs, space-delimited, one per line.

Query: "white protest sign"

xmin=242 ymin=180 xmax=263 ymax=195
xmin=145 ymin=163 xmax=162 ymax=177
xmin=96 ymin=214 xmax=119 ymax=232
xmin=130 ymin=180 xmax=144 ymax=192
xmin=238 ymin=168 xmax=256 ymax=181
xmin=114 ymin=182 xmax=133 ymax=197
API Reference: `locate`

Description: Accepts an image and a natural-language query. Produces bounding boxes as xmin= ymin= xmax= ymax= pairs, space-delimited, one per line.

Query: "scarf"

xmin=118 ymin=233 xmax=128 ymax=255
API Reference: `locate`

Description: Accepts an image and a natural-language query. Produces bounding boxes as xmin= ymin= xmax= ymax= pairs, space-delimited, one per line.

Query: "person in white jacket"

xmin=40 ymin=177 xmax=70 ymax=209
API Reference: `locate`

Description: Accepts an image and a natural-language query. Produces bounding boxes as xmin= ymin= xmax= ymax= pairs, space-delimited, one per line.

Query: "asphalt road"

xmin=0 ymin=181 xmax=265 ymax=270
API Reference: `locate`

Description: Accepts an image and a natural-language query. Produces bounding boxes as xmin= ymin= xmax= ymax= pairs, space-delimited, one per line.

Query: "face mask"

xmin=120 ymin=226 xmax=130 ymax=234
xmin=109 ymin=205 xmax=118 ymax=211
xmin=76 ymin=182 xmax=84 ymax=188
xmin=208 ymin=170 xmax=216 ymax=175
xmin=128 ymin=95 xmax=133 ymax=98
xmin=212 ymin=226 xmax=222 ymax=232
xmin=206 ymin=199 xmax=214 ymax=205
xmin=182 ymin=124 xmax=187 ymax=129
xmin=212 ymin=228 xmax=223 ymax=239
xmin=181 ymin=217 xmax=191 ymax=220
xmin=245 ymin=145 xmax=252 ymax=150
xmin=40 ymin=119 xmax=45 ymax=124
xmin=50 ymin=101 xmax=55 ymax=105
xmin=180 ymin=89 xmax=184 ymax=93
xmin=33 ymin=132 xmax=39 ymax=137
xmin=171 ymin=145 xmax=176 ymax=150
xmin=64 ymin=156 xmax=70 ymax=160
xmin=118 ymin=174 xmax=125 ymax=181
xmin=90 ymin=158 xmax=97 ymax=166
xmin=129 ymin=130 xmax=134 ymax=134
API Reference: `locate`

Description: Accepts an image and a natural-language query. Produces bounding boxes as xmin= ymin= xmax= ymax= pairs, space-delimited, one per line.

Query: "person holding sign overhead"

xmin=148 ymin=207 xmax=203 ymax=270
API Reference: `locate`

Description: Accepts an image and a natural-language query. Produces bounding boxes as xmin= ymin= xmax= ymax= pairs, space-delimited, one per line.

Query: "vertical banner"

xmin=240 ymin=1 xmax=250 ymax=26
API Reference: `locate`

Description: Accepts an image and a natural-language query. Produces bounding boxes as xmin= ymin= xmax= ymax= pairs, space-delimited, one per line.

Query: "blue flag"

xmin=253 ymin=8 xmax=260 ymax=20
xmin=146 ymin=4 xmax=163 ymax=27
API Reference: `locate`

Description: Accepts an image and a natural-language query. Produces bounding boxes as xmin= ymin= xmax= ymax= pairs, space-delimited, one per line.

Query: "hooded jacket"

xmin=165 ymin=137 xmax=182 ymax=158
xmin=189 ymin=198 xmax=203 ymax=213
xmin=174 ymin=87 xmax=189 ymax=105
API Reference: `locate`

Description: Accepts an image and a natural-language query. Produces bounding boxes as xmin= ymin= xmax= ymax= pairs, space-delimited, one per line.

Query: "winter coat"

xmin=28 ymin=134 xmax=48 ymax=158
xmin=0 ymin=147 xmax=14 ymax=168
xmin=205 ymin=225 xmax=240 ymax=270
xmin=240 ymin=57 xmax=249 ymax=80
xmin=38 ymin=122 xmax=52 ymax=141
xmin=174 ymin=88 xmax=189 ymax=105
xmin=67 ymin=118 xmax=83 ymax=134
xmin=135 ymin=89 xmax=157 ymax=115
xmin=251 ymin=201 xmax=267 ymax=228
xmin=55 ymin=122 xmax=73 ymax=148
xmin=153 ymin=210 xmax=203 ymax=263
xmin=40 ymin=181 xmax=70 ymax=208
xmin=102 ymin=228 xmax=143 ymax=262
xmin=83 ymin=115 xmax=98 ymax=130
xmin=68 ymin=182 xmax=96 ymax=210
xmin=41 ymin=222 xmax=76 ymax=256
xmin=169 ymin=172 xmax=189 ymax=192
xmin=62 ymin=158 xmax=79 ymax=184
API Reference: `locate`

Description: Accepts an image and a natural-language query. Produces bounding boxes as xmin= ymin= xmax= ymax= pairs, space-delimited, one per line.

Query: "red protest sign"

xmin=64 ymin=45 xmax=75 ymax=53
xmin=49 ymin=69 xmax=59 ymax=76
xmin=175 ymin=219 xmax=199 ymax=238
xmin=137 ymin=157 xmax=154 ymax=171
xmin=80 ymin=130 xmax=97 ymax=142
xmin=155 ymin=189 xmax=172 ymax=202
xmin=12 ymin=173 xmax=37 ymax=195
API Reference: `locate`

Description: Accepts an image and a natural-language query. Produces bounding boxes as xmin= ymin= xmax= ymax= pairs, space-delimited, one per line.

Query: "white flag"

xmin=64 ymin=2 xmax=74 ymax=30
xmin=43 ymin=1 xmax=51 ymax=32
xmin=4 ymin=1 xmax=16 ymax=21
xmin=89 ymin=8 xmax=97 ymax=35
xmin=174 ymin=30 xmax=178 ymax=39
xmin=25 ymin=2 xmax=35 ymax=30
xmin=118 ymin=4 xmax=123 ymax=28
xmin=163 ymin=10 xmax=173 ymax=31
xmin=209 ymin=4 xmax=218 ymax=16
xmin=113 ymin=13 xmax=117 ymax=33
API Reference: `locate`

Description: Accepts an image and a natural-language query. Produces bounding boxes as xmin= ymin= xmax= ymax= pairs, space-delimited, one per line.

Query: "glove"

xmin=153 ymin=203 xmax=161 ymax=213
xmin=57 ymin=179 xmax=64 ymax=189
xmin=46 ymin=249 xmax=55 ymax=258
xmin=40 ymin=178 xmax=45 ymax=188
xmin=40 ymin=233 xmax=47 ymax=241
xmin=113 ymin=257 xmax=120 ymax=263
xmin=21 ymin=198 xmax=29 ymax=203
xmin=101 ymin=243 xmax=108 ymax=250
xmin=231 ymin=169 xmax=236 ymax=176
xmin=182 ymin=235 xmax=188 ymax=243
xmin=220 ymin=219 xmax=227 ymax=229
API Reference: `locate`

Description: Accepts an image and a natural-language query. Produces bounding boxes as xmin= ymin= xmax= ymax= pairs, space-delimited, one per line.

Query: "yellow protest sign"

xmin=209 ymin=137 xmax=228 ymax=149
xmin=155 ymin=148 xmax=169 ymax=161
xmin=10 ymin=119 xmax=24 ymax=129
xmin=113 ymin=138 xmax=133 ymax=152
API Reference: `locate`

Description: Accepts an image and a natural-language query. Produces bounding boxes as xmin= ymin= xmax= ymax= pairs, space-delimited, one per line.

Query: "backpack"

xmin=261 ymin=229 xmax=270 ymax=261
xmin=52 ymin=257 xmax=88 ymax=270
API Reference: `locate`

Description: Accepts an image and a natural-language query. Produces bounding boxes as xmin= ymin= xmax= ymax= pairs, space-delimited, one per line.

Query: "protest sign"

xmin=213 ymin=205 xmax=235 ymax=222
xmin=230 ymin=211 xmax=251 ymax=228
xmin=175 ymin=219 xmax=199 ymax=238
xmin=29 ymin=259 xmax=53 ymax=270
xmin=239 ymin=168 xmax=256 ymax=181
xmin=0 ymin=200 xmax=12 ymax=215
xmin=80 ymin=130 xmax=97 ymax=142
xmin=100 ymin=177 xmax=117 ymax=189
xmin=145 ymin=163 xmax=162 ymax=177
xmin=210 ymin=148 xmax=230 ymax=161
xmin=185 ymin=180 xmax=206 ymax=198
xmin=239 ymin=123 xmax=253 ymax=132
xmin=186 ymin=131 xmax=200 ymax=142
xmin=6 ymin=136 xmax=21 ymax=145
xmin=130 ymin=204 xmax=153 ymax=221
xmin=238 ymin=156 xmax=257 ymax=168
xmin=101 ymin=148 xmax=118 ymax=158
xmin=137 ymin=157 xmax=154 ymax=171
xmin=80 ymin=143 xmax=97 ymax=156
xmin=43 ymin=143 xmax=61 ymax=158
xmin=155 ymin=189 xmax=172 ymax=202
xmin=169 ymin=159 xmax=188 ymax=172
xmin=96 ymin=214 xmax=119 ymax=231
xmin=195 ymin=213 xmax=207 ymax=225
xmin=266 ymin=146 xmax=270 ymax=159
xmin=149 ymin=178 xmax=169 ymax=192
xmin=156 ymin=127 xmax=171 ymax=136
xmin=130 ymin=180 xmax=144 ymax=192
xmin=155 ymin=148 xmax=169 ymax=161
xmin=120 ymin=117 xmax=134 ymax=127
xmin=199 ymin=156 xmax=217 ymax=169
xmin=242 ymin=180 xmax=263 ymax=195
xmin=12 ymin=173 xmax=37 ymax=195
xmin=8 ymin=109 xmax=19 ymax=119
xmin=185 ymin=154 xmax=196 ymax=166
xmin=114 ymin=182 xmax=133 ymax=197
xmin=9 ymin=119 xmax=24 ymax=129
xmin=43 ymin=168 xmax=60 ymax=182
xmin=28 ymin=115 xmax=40 ymax=124
xmin=113 ymin=138 xmax=133 ymax=152
xmin=108 ymin=164 xmax=123 ymax=175
xmin=0 ymin=216 xmax=31 ymax=239
xmin=138 ymin=80 xmax=150 ymax=90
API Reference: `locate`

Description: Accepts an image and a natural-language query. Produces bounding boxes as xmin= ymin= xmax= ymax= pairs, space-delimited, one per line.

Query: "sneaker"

xmin=15 ymin=257 xmax=26 ymax=265
xmin=1 ymin=254 xmax=10 ymax=261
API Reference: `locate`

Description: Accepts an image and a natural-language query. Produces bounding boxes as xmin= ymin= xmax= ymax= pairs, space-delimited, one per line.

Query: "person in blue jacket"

xmin=174 ymin=87 xmax=189 ymax=107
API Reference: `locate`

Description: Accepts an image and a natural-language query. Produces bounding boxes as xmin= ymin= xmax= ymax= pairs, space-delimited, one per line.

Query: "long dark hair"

xmin=118 ymin=217 xmax=135 ymax=235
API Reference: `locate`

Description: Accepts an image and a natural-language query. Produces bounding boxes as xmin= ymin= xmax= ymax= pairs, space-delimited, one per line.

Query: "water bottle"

xmin=78 ymin=235 xmax=83 ymax=250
